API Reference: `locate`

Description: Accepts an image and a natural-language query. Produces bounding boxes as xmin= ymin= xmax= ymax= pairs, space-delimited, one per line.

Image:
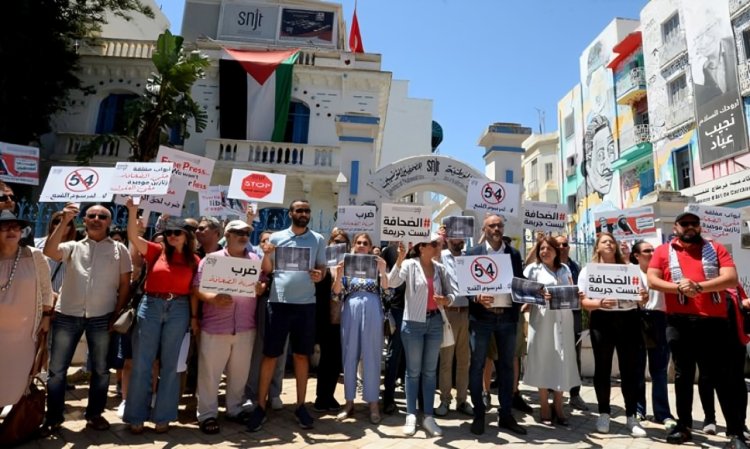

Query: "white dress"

xmin=522 ymin=263 xmax=581 ymax=391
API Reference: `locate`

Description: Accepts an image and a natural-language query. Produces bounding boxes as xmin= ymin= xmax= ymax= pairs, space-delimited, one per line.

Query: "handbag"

xmin=113 ymin=265 xmax=147 ymax=334
xmin=439 ymin=307 xmax=454 ymax=348
xmin=0 ymin=334 xmax=47 ymax=447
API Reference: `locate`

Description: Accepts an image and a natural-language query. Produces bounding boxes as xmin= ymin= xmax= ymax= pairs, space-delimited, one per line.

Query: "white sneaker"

xmin=663 ymin=418 xmax=678 ymax=432
xmin=434 ymin=401 xmax=450 ymax=417
xmin=116 ymin=401 xmax=126 ymax=419
xmin=596 ymin=413 xmax=610 ymax=433
xmin=270 ymin=397 xmax=283 ymax=410
xmin=402 ymin=414 xmax=417 ymax=436
xmin=627 ymin=416 xmax=647 ymax=437
xmin=423 ymin=416 xmax=443 ymax=437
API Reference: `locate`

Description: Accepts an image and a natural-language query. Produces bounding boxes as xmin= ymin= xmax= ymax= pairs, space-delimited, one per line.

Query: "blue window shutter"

xmin=505 ymin=170 xmax=514 ymax=183
xmin=350 ymin=161 xmax=359 ymax=195
xmin=639 ymin=169 xmax=655 ymax=196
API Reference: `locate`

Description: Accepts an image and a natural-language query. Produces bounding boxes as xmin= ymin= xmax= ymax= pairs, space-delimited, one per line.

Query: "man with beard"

xmin=648 ymin=211 xmax=747 ymax=449
xmin=246 ymin=199 xmax=326 ymax=432
xmin=435 ymin=236 xmax=473 ymax=417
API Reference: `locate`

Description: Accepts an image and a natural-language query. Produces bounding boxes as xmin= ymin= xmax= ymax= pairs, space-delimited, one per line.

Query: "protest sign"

xmin=228 ymin=169 xmax=286 ymax=204
xmin=109 ymin=162 xmax=172 ymax=196
xmin=443 ymin=216 xmax=474 ymax=239
xmin=336 ymin=206 xmax=377 ymax=236
xmin=0 ymin=142 xmax=39 ymax=185
xmin=465 ymin=178 xmax=520 ymax=217
xmin=546 ymin=285 xmax=580 ymax=310
xmin=380 ymin=203 xmax=431 ymax=244
xmin=274 ymin=247 xmax=311 ymax=272
xmin=522 ymin=201 xmax=567 ymax=233
xmin=113 ymin=176 xmax=189 ymax=216
xmin=685 ymin=203 xmax=742 ymax=247
xmin=325 ymin=243 xmax=347 ymax=267
xmin=510 ymin=277 xmax=545 ymax=305
xmin=344 ymin=254 xmax=378 ymax=280
xmin=454 ymin=254 xmax=513 ymax=296
xmin=199 ymin=186 xmax=225 ymax=217
xmin=156 ymin=145 xmax=215 ymax=191
xmin=198 ymin=255 xmax=260 ymax=296
xmin=585 ymin=263 xmax=642 ymax=301
xmin=40 ymin=166 xmax=115 ymax=202
xmin=594 ymin=206 xmax=657 ymax=241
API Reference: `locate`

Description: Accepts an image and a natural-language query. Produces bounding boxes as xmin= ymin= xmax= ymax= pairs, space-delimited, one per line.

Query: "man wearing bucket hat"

xmin=648 ymin=209 xmax=747 ymax=448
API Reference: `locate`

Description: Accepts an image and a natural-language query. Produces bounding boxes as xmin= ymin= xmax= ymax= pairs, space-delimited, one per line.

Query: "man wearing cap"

xmin=42 ymin=203 xmax=132 ymax=434
xmin=648 ymin=211 xmax=747 ymax=448
xmin=246 ymin=199 xmax=327 ymax=432
xmin=468 ymin=214 xmax=526 ymax=436
xmin=192 ymin=220 xmax=266 ymax=434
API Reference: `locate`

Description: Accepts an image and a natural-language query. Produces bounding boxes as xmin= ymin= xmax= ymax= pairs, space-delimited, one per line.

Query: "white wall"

xmin=379 ymin=80 xmax=433 ymax=168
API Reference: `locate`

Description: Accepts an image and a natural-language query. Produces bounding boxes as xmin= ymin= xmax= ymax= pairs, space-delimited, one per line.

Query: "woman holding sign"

xmin=522 ymin=236 xmax=578 ymax=426
xmin=579 ymin=232 xmax=648 ymax=437
xmin=124 ymin=198 xmax=200 ymax=434
xmin=331 ymin=232 xmax=388 ymax=424
xmin=388 ymin=233 xmax=454 ymax=437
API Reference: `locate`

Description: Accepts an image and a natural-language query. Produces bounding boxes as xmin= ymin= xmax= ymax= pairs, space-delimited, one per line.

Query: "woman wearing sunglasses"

xmin=123 ymin=198 xmax=200 ymax=434
xmin=630 ymin=240 xmax=676 ymax=430
xmin=388 ymin=233 xmax=453 ymax=437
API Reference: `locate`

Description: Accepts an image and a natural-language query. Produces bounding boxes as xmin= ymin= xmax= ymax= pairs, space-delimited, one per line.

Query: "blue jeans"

xmin=47 ymin=313 xmax=112 ymax=423
xmin=400 ymin=314 xmax=443 ymax=415
xmin=636 ymin=310 xmax=674 ymax=422
xmin=124 ymin=296 xmax=189 ymax=425
xmin=469 ymin=314 xmax=517 ymax=419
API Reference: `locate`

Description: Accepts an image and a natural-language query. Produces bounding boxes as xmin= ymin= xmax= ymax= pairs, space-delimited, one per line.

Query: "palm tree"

xmin=79 ymin=30 xmax=209 ymax=163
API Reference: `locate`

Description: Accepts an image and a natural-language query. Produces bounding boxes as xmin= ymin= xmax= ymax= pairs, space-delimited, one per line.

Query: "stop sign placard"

xmin=241 ymin=173 xmax=273 ymax=199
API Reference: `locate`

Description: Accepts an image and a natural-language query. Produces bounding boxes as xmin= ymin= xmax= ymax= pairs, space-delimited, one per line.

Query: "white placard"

xmin=594 ymin=206 xmax=658 ymax=241
xmin=466 ymin=178 xmax=520 ymax=217
xmin=114 ymin=177 xmax=189 ymax=216
xmin=380 ymin=203 xmax=432 ymax=244
xmin=199 ymin=255 xmax=261 ymax=296
xmin=157 ymin=145 xmax=215 ymax=191
xmin=685 ymin=203 xmax=742 ymax=247
xmin=109 ymin=162 xmax=172 ymax=196
xmin=522 ymin=201 xmax=568 ymax=233
xmin=585 ymin=263 xmax=642 ymax=301
xmin=454 ymin=254 xmax=514 ymax=296
xmin=199 ymin=186 xmax=225 ymax=217
xmin=336 ymin=206 xmax=377 ymax=236
xmin=228 ymin=169 xmax=286 ymax=204
xmin=40 ymin=166 xmax=115 ymax=202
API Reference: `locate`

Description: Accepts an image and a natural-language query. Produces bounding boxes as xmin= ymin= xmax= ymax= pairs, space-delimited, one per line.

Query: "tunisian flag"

xmin=349 ymin=8 xmax=364 ymax=53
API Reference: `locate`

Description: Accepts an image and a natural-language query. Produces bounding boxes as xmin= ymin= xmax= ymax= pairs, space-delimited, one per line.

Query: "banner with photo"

xmin=510 ymin=277 xmax=545 ymax=305
xmin=442 ymin=216 xmax=474 ymax=239
xmin=684 ymin=0 xmax=749 ymax=166
xmin=344 ymin=254 xmax=378 ymax=280
xmin=593 ymin=206 xmax=657 ymax=241
xmin=546 ymin=285 xmax=581 ymax=310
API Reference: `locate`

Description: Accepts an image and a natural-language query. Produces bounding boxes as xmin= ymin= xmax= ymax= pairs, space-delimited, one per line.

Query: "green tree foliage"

xmin=0 ymin=0 xmax=153 ymax=146
xmin=78 ymin=30 xmax=210 ymax=163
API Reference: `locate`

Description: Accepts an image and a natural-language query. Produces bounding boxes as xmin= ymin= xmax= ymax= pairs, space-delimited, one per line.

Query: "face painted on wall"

xmin=584 ymin=115 xmax=616 ymax=196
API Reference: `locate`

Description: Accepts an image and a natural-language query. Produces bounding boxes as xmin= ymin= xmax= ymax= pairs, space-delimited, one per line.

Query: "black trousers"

xmin=667 ymin=314 xmax=743 ymax=436
xmin=315 ymin=322 xmax=342 ymax=403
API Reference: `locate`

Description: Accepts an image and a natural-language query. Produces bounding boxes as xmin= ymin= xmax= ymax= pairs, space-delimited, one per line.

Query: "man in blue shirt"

xmin=247 ymin=200 xmax=326 ymax=432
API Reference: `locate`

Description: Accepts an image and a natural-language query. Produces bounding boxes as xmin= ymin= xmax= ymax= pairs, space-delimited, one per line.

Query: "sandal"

xmin=199 ymin=418 xmax=220 ymax=435
xmin=335 ymin=406 xmax=354 ymax=422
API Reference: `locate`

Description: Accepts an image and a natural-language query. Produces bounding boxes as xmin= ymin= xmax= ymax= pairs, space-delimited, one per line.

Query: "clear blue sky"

xmin=160 ymin=0 xmax=646 ymax=173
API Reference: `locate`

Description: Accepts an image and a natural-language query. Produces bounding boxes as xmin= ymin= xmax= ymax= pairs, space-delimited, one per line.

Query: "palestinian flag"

xmin=220 ymin=48 xmax=300 ymax=142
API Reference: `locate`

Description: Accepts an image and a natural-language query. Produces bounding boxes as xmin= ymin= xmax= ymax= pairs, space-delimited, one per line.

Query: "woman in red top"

xmin=123 ymin=198 xmax=200 ymax=434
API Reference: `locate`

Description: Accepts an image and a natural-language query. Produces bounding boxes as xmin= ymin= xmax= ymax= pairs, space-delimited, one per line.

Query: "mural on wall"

xmin=620 ymin=159 xmax=654 ymax=207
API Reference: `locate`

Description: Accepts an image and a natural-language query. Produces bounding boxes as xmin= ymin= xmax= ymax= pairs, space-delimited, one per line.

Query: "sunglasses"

xmin=559 ymin=242 xmax=569 ymax=247
xmin=164 ymin=229 xmax=184 ymax=237
xmin=86 ymin=213 xmax=109 ymax=220
xmin=677 ymin=221 xmax=700 ymax=228
xmin=354 ymin=240 xmax=370 ymax=246
xmin=0 ymin=222 xmax=21 ymax=232
xmin=333 ymin=239 xmax=347 ymax=244
xmin=229 ymin=230 xmax=250 ymax=237
xmin=0 ymin=194 xmax=16 ymax=203
xmin=293 ymin=208 xmax=311 ymax=214
xmin=638 ymin=249 xmax=654 ymax=254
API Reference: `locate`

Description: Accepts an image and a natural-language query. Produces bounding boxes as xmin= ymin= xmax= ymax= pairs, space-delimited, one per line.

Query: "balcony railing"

xmin=618 ymin=124 xmax=651 ymax=152
xmin=615 ymin=67 xmax=647 ymax=103
xmin=739 ymin=61 xmax=750 ymax=96
xmin=666 ymin=98 xmax=695 ymax=130
xmin=730 ymin=0 xmax=750 ymax=17
xmin=527 ymin=179 xmax=539 ymax=197
xmin=78 ymin=38 xmax=156 ymax=59
xmin=659 ymin=31 xmax=687 ymax=68
xmin=205 ymin=139 xmax=339 ymax=171
xmin=54 ymin=133 xmax=133 ymax=159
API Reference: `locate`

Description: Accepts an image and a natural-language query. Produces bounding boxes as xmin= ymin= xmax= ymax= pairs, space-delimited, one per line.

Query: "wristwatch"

xmin=695 ymin=283 xmax=703 ymax=293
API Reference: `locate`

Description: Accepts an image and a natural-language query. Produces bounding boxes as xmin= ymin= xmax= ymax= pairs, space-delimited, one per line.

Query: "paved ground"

xmin=16 ymin=373 xmax=746 ymax=449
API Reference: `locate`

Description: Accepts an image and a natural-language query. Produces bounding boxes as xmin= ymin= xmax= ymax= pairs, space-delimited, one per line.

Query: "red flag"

xmin=349 ymin=9 xmax=364 ymax=53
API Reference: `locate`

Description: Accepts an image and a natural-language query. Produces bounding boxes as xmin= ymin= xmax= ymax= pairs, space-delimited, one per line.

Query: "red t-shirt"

xmin=649 ymin=238 xmax=735 ymax=318
xmin=426 ymin=276 xmax=438 ymax=312
xmin=144 ymin=241 xmax=200 ymax=295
